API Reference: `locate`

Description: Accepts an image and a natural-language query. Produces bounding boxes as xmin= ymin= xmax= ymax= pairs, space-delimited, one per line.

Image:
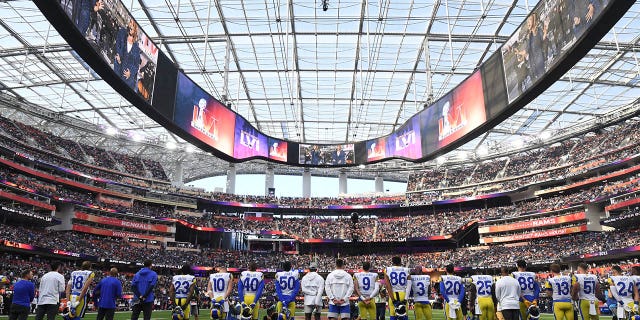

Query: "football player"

xmin=571 ymin=263 xmax=604 ymax=320
xmin=207 ymin=266 xmax=234 ymax=320
xmin=65 ymin=261 xmax=95 ymax=320
xmin=512 ymin=260 xmax=540 ymax=320
xmin=440 ymin=264 xmax=465 ymax=320
xmin=275 ymin=261 xmax=300 ymax=320
xmin=632 ymin=266 xmax=640 ymax=311
xmin=238 ymin=262 xmax=265 ymax=320
xmin=354 ymin=261 xmax=380 ymax=320
xmin=607 ymin=265 xmax=639 ymax=320
xmin=409 ymin=266 xmax=432 ymax=320
xmin=171 ymin=264 xmax=197 ymax=320
xmin=469 ymin=272 xmax=495 ymax=320
xmin=384 ymin=256 xmax=411 ymax=320
xmin=545 ymin=264 xmax=574 ymax=320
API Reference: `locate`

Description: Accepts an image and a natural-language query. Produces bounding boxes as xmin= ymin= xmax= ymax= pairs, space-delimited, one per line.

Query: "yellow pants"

xmin=277 ymin=301 xmax=296 ymax=319
xmin=388 ymin=291 xmax=406 ymax=317
xmin=175 ymin=298 xmax=192 ymax=319
xmin=69 ymin=294 xmax=88 ymax=319
xmin=519 ymin=302 xmax=529 ymax=320
xmin=477 ymin=297 xmax=495 ymax=320
xmin=414 ymin=302 xmax=432 ymax=320
xmin=444 ymin=303 xmax=464 ymax=320
xmin=577 ymin=300 xmax=599 ymax=320
xmin=357 ymin=300 xmax=376 ymax=320
xmin=553 ymin=302 xmax=574 ymax=320
xmin=243 ymin=294 xmax=259 ymax=320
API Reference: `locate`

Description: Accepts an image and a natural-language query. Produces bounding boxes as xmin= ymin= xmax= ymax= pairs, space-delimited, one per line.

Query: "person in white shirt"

xmin=35 ymin=261 xmax=66 ymax=320
xmin=494 ymin=267 xmax=521 ymax=320
xmin=325 ymin=259 xmax=354 ymax=320
xmin=301 ymin=262 xmax=324 ymax=320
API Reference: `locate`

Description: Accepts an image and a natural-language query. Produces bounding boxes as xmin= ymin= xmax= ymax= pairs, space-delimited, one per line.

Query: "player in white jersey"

xmin=207 ymin=267 xmax=234 ymax=320
xmin=632 ymin=266 xmax=640 ymax=306
xmin=354 ymin=261 xmax=380 ymax=320
xmin=409 ymin=266 xmax=432 ymax=320
xmin=384 ymin=256 xmax=412 ymax=320
xmin=238 ymin=262 xmax=265 ymax=320
xmin=440 ymin=264 xmax=465 ymax=320
xmin=544 ymin=264 xmax=574 ymax=320
xmin=571 ymin=263 xmax=604 ymax=320
xmin=65 ymin=261 xmax=95 ymax=320
xmin=607 ymin=265 xmax=639 ymax=320
xmin=469 ymin=273 xmax=495 ymax=320
xmin=275 ymin=261 xmax=300 ymax=320
xmin=171 ymin=264 xmax=197 ymax=320
xmin=512 ymin=260 xmax=540 ymax=320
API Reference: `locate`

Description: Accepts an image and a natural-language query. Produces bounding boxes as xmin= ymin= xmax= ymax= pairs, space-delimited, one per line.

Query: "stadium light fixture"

xmin=130 ymin=132 xmax=144 ymax=142
xmin=476 ymin=145 xmax=489 ymax=157
xmin=358 ymin=164 xmax=366 ymax=169
xmin=105 ymin=127 xmax=118 ymax=136
xmin=540 ymin=131 xmax=552 ymax=140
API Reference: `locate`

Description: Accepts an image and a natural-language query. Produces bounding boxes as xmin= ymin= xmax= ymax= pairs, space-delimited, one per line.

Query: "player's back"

xmin=609 ymin=275 xmax=635 ymax=303
xmin=275 ymin=270 xmax=299 ymax=296
xmin=440 ymin=275 xmax=463 ymax=298
xmin=69 ymin=270 xmax=94 ymax=294
xmin=411 ymin=275 xmax=431 ymax=301
xmin=546 ymin=276 xmax=572 ymax=301
xmin=209 ymin=272 xmax=232 ymax=297
xmin=471 ymin=275 xmax=493 ymax=297
xmin=573 ymin=274 xmax=598 ymax=300
xmin=240 ymin=271 xmax=264 ymax=294
xmin=512 ymin=271 xmax=537 ymax=297
xmin=173 ymin=274 xmax=196 ymax=299
xmin=354 ymin=271 xmax=378 ymax=297
xmin=385 ymin=266 xmax=410 ymax=292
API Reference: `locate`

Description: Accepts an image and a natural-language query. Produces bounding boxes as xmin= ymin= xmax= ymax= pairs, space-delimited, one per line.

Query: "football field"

xmin=0 ymin=310 xmax=614 ymax=320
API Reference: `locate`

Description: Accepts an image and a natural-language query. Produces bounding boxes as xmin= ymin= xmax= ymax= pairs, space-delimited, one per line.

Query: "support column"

xmin=338 ymin=171 xmax=347 ymax=195
xmin=302 ymin=168 xmax=311 ymax=198
xmin=172 ymin=161 xmax=184 ymax=187
xmin=226 ymin=163 xmax=236 ymax=194
xmin=265 ymin=165 xmax=275 ymax=196
xmin=375 ymin=175 xmax=384 ymax=193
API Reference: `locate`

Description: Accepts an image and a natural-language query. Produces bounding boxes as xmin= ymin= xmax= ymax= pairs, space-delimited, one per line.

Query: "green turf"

xmin=0 ymin=310 xmax=614 ymax=320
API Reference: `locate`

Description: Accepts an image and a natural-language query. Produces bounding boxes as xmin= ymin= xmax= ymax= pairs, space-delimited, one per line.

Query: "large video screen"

xmin=299 ymin=144 xmax=355 ymax=165
xmin=234 ymin=116 xmax=268 ymax=159
xmin=502 ymin=0 xmax=609 ymax=102
xmin=174 ymin=73 xmax=236 ymax=156
xmin=268 ymin=138 xmax=288 ymax=162
xmin=59 ymin=0 xmax=158 ymax=104
xmin=386 ymin=116 xmax=422 ymax=160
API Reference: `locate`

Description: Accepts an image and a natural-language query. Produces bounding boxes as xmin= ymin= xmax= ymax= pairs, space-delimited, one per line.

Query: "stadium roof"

xmin=0 ymin=0 xmax=639 ymax=183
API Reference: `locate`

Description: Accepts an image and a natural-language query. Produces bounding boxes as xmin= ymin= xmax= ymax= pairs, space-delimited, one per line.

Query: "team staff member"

xmin=440 ymin=265 xmax=465 ymax=320
xmin=545 ymin=264 xmax=574 ymax=320
xmin=512 ymin=260 xmax=540 ymax=320
xmin=93 ymin=268 xmax=123 ymax=320
xmin=354 ymin=262 xmax=380 ymax=320
xmin=375 ymin=287 xmax=388 ymax=320
xmin=325 ymin=259 xmax=354 ymax=320
xmin=494 ymin=267 xmax=521 ymax=320
xmin=65 ymin=261 xmax=95 ymax=320
xmin=409 ymin=266 xmax=432 ymax=320
xmin=35 ymin=262 xmax=66 ymax=320
xmin=469 ymin=273 xmax=495 ymax=320
xmin=384 ymin=256 xmax=411 ymax=320
xmin=131 ymin=260 xmax=158 ymax=320
xmin=571 ymin=263 xmax=604 ymax=320
xmin=9 ymin=270 xmax=35 ymax=320
xmin=301 ymin=262 xmax=324 ymax=320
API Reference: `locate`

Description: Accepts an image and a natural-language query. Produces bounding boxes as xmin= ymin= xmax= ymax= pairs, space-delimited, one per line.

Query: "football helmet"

xmin=0 ymin=275 xmax=9 ymax=285
xmin=528 ymin=304 xmax=540 ymax=320
xmin=240 ymin=303 xmax=254 ymax=320
xmin=211 ymin=300 xmax=224 ymax=319
xmin=276 ymin=307 xmax=291 ymax=320
xmin=173 ymin=306 xmax=185 ymax=320
xmin=394 ymin=300 xmax=408 ymax=320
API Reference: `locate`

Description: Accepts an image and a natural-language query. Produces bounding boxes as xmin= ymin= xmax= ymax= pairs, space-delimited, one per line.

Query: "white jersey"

xmin=354 ymin=272 xmax=379 ymax=298
xmin=511 ymin=271 xmax=537 ymax=298
xmin=608 ymin=276 xmax=635 ymax=304
xmin=546 ymin=276 xmax=572 ymax=301
xmin=573 ymin=274 xmax=598 ymax=301
xmin=471 ymin=275 xmax=493 ymax=298
xmin=441 ymin=275 xmax=463 ymax=301
xmin=240 ymin=271 xmax=264 ymax=295
xmin=385 ymin=266 xmax=410 ymax=292
xmin=209 ymin=273 xmax=233 ymax=298
xmin=275 ymin=270 xmax=300 ymax=297
xmin=173 ymin=274 xmax=196 ymax=299
xmin=410 ymin=275 xmax=431 ymax=302
xmin=69 ymin=270 xmax=94 ymax=295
